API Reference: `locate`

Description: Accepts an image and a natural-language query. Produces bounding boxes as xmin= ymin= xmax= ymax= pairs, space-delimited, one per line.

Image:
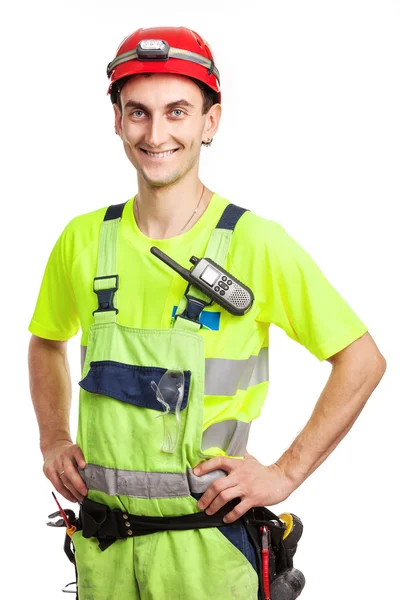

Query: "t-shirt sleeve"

xmin=258 ymin=222 xmax=368 ymax=361
xmin=28 ymin=222 xmax=80 ymax=341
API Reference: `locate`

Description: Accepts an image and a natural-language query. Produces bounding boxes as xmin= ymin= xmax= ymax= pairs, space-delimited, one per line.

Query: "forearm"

xmin=28 ymin=335 xmax=73 ymax=456
xmin=276 ymin=354 xmax=386 ymax=490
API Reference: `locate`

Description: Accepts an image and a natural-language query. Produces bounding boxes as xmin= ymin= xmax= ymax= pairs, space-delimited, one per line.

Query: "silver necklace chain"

xmin=134 ymin=183 xmax=206 ymax=235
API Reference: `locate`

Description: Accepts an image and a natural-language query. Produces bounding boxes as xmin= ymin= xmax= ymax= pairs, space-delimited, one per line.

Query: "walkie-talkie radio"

xmin=150 ymin=247 xmax=254 ymax=316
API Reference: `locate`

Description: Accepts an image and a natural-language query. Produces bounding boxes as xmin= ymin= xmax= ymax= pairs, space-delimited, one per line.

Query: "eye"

xmin=131 ymin=110 xmax=145 ymax=118
xmin=171 ymin=109 xmax=184 ymax=117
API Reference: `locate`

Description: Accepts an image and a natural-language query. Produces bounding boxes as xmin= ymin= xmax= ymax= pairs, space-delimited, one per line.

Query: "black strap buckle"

xmin=175 ymin=283 xmax=213 ymax=327
xmin=93 ymin=275 xmax=119 ymax=315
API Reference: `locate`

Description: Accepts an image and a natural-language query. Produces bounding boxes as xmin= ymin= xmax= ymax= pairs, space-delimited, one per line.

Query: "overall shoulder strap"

xmin=207 ymin=203 xmax=249 ymax=264
xmin=173 ymin=203 xmax=250 ymax=331
xmin=92 ymin=201 xmax=128 ymax=324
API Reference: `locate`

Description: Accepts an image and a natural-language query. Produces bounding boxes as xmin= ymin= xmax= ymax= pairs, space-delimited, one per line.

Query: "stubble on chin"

xmin=141 ymin=171 xmax=182 ymax=188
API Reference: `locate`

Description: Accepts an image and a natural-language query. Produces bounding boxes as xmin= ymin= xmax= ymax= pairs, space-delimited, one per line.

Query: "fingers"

xmin=45 ymin=463 xmax=85 ymax=502
xmin=200 ymin=483 xmax=238 ymax=515
xmin=72 ymin=445 xmax=87 ymax=470
xmin=60 ymin=461 xmax=87 ymax=502
xmin=43 ymin=443 xmax=88 ymax=503
xmin=197 ymin=477 xmax=237 ymax=511
xmin=50 ymin=473 xmax=78 ymax=503
xmin=198 ymin=480 xmax=250 ymax=524
xmin=193 ymin=456 xmax=237 ymax=477
xmin=223 ymin=498 xmax=252 ymax=524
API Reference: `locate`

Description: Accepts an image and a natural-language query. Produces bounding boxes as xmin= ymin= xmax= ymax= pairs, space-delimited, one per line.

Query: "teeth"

xmin=145 ymin=150 xmax=176 ymax=158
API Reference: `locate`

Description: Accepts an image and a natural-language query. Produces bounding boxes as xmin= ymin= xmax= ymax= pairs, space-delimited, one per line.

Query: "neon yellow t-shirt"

xmin=29 ymin=192 xmax=368 ymax=421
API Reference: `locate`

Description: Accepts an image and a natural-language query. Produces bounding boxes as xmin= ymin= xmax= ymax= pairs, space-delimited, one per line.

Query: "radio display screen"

xmin=200 ymin=265 xmax=219 ymax=287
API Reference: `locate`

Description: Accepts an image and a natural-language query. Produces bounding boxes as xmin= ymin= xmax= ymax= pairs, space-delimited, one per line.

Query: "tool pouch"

xmin=242 ymin=508 xmax=306 ymax=600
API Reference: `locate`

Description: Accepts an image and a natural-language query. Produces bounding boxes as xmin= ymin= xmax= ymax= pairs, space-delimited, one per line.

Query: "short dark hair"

xmin=112 ymin=74 xmax=219 ymax=115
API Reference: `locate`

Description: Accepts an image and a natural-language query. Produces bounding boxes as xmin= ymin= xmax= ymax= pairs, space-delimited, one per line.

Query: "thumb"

xmin=73 ymin=445 xmax=87 ymax=469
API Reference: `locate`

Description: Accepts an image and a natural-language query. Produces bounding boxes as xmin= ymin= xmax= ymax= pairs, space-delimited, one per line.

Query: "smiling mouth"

xmin=140 ymin=149 xmax=179 ymax=159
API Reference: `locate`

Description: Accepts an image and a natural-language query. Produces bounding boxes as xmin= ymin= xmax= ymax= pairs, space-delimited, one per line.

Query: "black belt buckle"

xmin=93 ymin=275 xmax=119 ymax=315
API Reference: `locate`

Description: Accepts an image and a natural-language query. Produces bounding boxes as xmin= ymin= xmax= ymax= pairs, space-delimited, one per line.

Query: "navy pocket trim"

xmin=79 ymin=360 xmax=191 ymax=411
xmin=190 ymin=492 xmax=258 ymax=573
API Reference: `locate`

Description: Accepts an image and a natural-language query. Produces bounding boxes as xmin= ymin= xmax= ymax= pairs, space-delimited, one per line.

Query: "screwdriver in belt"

xmin=260 ymin=526 xmax=271 ymax=600
xmin=52 ymin=491 xmax=77 ymax=537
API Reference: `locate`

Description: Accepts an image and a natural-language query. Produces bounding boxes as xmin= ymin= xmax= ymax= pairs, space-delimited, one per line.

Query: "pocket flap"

xmin=79 ymin=360 xmax=191 ymax=411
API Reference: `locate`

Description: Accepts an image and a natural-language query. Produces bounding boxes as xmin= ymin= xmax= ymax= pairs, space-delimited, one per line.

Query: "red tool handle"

xmin=52 ymin=491 xmax=72 ymax=529
xmin=262 ymin=549 xmax=271 ymax=599
xmin=260 ymin=527 xmax=271 ymax=600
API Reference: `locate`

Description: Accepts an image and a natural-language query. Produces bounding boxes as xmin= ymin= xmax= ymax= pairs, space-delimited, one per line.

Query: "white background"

xmin=1 ymin=1 xmax=399 ymax=598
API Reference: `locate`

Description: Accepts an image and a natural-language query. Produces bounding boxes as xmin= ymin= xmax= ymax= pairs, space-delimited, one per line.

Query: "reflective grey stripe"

xmin=80 ymin=464 xmax=227 ymax=498
xmin=201 ymin=421 xmax=251 ymax=456
xmin=248 ymin=346 xmax=269 ymax=388
xmin=81 ymin=345 xmax=87 ymax=373
xmin=169 ymin=48 xmax=220 ymax=81
xmin=204 ymin=346 xmax=269 ymax=396
xmin=107 ymin=49 xmax=138 ymax=74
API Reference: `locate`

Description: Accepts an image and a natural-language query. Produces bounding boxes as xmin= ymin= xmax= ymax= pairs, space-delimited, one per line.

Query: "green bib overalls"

xmin=72 ymin=201 xmax=260 ymax=599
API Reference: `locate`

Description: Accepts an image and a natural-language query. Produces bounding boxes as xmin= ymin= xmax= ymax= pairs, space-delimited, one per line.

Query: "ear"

xmin=113 ymin=103 xmax=122 ymax=136
xmin=202 ymin=103 xmax=222 ymax=144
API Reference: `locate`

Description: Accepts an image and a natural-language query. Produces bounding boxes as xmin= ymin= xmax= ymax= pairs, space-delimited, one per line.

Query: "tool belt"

xmin=70 ymin=497 xmax=305 ymax=600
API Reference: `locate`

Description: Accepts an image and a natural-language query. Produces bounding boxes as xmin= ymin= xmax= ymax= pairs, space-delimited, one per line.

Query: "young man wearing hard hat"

xmin=28 ymin=26 xmax=386 ymax=600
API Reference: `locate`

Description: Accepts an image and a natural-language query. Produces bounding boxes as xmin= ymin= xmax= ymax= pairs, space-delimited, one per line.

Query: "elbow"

xmin=330 ymin=332 xmax=387 ymax=382
xmin=374 ymin=352 xmax=387 ymax=380
xmin=365 ymin=351 xmax=387 ymax=390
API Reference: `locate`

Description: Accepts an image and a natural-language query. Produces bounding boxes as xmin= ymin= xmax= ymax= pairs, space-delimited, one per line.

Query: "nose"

xmin=145 ymin=113 xmax=169 ymax=149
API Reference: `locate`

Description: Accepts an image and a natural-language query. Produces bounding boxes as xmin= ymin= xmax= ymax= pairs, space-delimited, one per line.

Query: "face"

xmin=113 ymin=73 xmax=221 ymax=188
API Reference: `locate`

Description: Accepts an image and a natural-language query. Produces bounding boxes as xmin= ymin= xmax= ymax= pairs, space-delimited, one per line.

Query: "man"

xmin=28 ymin=26 xmax=386 ymax=600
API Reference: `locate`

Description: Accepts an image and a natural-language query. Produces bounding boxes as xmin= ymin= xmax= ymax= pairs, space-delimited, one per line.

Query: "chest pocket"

xmin=79 ymin=360 xmax=191 ymax=412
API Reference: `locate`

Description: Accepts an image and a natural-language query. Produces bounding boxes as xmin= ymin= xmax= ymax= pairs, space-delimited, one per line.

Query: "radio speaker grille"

xmin=230 ymin=284 xmax=250 ymax=309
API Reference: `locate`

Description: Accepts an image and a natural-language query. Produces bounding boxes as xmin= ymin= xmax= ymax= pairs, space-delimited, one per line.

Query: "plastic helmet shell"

xmin=107 ymin=26 xmax=221 ymax=104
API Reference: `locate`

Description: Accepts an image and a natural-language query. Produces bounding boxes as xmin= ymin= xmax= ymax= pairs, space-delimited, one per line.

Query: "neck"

xmin=134 ymin=177 xmax=212 ymax=240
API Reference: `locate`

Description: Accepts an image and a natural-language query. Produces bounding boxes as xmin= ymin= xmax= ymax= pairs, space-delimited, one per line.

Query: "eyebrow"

xmin=124 ymin=99 xmax=195 ymax=111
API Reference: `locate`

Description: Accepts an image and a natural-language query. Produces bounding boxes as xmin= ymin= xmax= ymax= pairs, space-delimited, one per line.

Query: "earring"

xmin=203 ymin=137 xmax=213 ymax=147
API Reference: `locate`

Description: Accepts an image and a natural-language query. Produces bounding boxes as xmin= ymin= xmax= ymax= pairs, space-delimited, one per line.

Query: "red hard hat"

xmin=107 ymin=26 xmax=221 ymax=104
